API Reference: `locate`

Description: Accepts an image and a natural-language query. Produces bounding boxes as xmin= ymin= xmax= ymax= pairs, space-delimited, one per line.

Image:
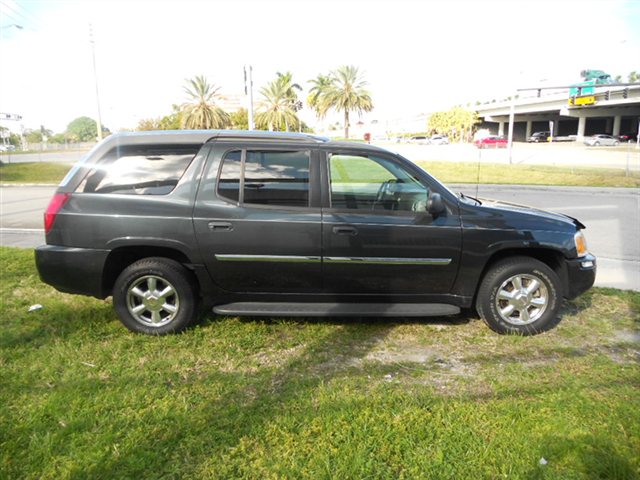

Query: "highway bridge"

xmin=476 ymin=84 xmax=640 ymax=142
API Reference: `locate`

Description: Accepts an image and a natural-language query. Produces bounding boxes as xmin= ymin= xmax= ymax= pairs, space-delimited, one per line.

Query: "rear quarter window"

xmin=79 ymin=144 xmax=201 ymax=195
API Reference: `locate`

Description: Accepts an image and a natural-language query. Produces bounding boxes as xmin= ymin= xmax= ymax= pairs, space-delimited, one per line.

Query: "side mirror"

xmin=427 ymin=192 xmax=445 ymax=216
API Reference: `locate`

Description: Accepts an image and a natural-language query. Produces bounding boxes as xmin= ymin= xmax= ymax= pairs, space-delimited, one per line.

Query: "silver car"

xmin=584 ymin=134 xmax=620 ymax=146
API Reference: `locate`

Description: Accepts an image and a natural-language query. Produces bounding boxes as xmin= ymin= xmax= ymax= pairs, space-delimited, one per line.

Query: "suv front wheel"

xmin=113 ymin=257 xmax=199 ymax=334
xmin=476 ymin=257 xmax=562 ymax=335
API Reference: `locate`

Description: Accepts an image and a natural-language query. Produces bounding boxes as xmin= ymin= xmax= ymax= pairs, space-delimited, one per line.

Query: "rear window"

xmin=79 ymin=144 xmax=200 ymax=195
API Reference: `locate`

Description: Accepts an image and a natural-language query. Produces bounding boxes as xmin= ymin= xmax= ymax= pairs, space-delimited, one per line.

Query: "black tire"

xmin=594 ymin=141 xmax=600 ymax=146
xmin=476 ymin=256 xmax=561 ymax=335
xmin=113 ymin=257 xmax=199 ymax=335
xmin=613 ymin=141 xmax=619 ymax=146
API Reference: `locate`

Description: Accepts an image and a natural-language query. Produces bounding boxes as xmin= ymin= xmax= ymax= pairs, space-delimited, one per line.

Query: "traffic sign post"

xmin=0 ymin=113 xmax=22 ymax=121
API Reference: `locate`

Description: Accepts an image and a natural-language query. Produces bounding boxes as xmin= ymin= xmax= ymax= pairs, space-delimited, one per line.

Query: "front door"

xmin=321 ymin=151 xmax=462 ymax=295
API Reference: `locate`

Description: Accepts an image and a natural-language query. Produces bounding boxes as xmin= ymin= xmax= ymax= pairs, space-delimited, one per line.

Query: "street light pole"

xmin=89 ymin=24 xmax=103 ymax=141
xmin=244 ymin=65 xmax=255 ymax=130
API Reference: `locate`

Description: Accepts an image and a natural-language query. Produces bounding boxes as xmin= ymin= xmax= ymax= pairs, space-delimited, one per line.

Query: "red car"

xmin=475 ymin=135 xmax=508 ymax=149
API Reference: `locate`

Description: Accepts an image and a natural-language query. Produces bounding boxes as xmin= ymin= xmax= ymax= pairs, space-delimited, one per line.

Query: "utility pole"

xmin=244 ymin=65 xmax=255 ymax=130
xmin=89 ymin=24 xmax=103 ymax=141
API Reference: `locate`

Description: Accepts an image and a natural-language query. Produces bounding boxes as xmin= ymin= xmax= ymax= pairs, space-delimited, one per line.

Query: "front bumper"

xmin=564 ymin=253 xmax=597 ymax=299
xmin=35 ymin=245 xmax=110 ymax=298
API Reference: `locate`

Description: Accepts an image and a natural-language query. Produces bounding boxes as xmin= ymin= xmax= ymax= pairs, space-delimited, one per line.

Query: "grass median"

xmin=1 ymin=247 xmax=639 ymax=479
xmin=2 ymin=160 xmax=639 ymax=188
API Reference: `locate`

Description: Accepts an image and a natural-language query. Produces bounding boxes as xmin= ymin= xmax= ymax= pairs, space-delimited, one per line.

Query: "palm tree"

xmin=277 ymin=71 xmax=303 ymax=108
xmin=317 ymin=65 xmax=373 ymax=138
xmin=255 ymin=76 xmax=300 ymax=132
xmin=306 ymin=73 xmax=332 ymax=116
xmin=181 ymin=75 xmax=230 ymax=129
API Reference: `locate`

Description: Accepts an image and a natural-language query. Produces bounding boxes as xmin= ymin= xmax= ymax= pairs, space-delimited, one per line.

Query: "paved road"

xmin=1 ymin=184 xmax=638 ymax=290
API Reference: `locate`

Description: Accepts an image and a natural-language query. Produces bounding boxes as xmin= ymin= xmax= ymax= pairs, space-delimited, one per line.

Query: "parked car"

xmin=618 ymin=133 xmax=636 ymax=143
xmin=429 ymin=135 xmax=449 ymax=145
xmin=36 ymin=130 xmax=595 ymax=336
xmin=584 ymin=134 xmax=620 ymax=146
xmin=407 ymin=135 xmax=430 ymax=145
xmin=527 ymin=131 xmax=550 ymax=143
xmin=0 ymin=144 xmax=16 ymax=152
xmin=474 ymin=135 xmax=508 ymax=148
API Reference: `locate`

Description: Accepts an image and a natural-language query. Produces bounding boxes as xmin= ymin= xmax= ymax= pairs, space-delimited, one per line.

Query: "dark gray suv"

xmin=36 ymin=130 xmax=596 ymax=335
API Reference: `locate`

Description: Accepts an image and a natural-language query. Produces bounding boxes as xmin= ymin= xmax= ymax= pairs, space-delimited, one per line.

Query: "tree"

xmin=307 ymin=73 xmax=332 ymax=116
xmin=629 ymin=71 xmax=639 ymax=83
xmin=136 ymin=106 xmax=182 ymax=132
xmin=316 ymin=65 xmax=373 ymax=138
xmin=230 ymin=108 xmax=249 ymax=130
xmin=24 ymin=128 xmax=51 ymax=143
xmin=65 ymin=116 xmax=108 ymax=142
xmin=428 ymin=107 xmax=479 ymax=143
xmin=180 ymin=75 xmax=230 ymax=130
xmin=255 ymin=76 xmax=300 ymax=132
xmin=276 ymin=71 xmax=303 ymax=111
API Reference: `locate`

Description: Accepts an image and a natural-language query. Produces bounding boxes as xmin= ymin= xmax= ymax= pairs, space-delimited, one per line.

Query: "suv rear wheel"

xmin=113 ymin=257 xmax=198 ymax=334
xmin=476 ymin=257 xmax=561 ymax=335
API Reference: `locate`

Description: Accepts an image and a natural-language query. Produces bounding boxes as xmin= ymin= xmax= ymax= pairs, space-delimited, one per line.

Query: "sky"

xmin=1 ymin=0 xmax=639 ymax=134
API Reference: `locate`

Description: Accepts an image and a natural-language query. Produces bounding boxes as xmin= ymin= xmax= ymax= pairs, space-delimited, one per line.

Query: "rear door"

xmin=193 ymin=142 xmax=322 ymax=293
xmin=321 ymin=150 xmax=462 ymax=295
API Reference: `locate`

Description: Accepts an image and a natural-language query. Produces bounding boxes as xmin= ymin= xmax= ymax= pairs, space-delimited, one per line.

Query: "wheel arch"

xmin=473 ymin=247 xmax=567 ymax=305
xmin=102 ymin=246 xmax=198 ymax=298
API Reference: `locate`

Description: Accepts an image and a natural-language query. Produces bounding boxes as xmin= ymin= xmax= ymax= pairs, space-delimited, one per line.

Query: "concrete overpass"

xmin=476 ymin=84 xmax=640 ymax=142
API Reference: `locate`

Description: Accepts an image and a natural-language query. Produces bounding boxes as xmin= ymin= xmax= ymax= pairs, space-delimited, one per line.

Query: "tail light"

xmin=44 ymin=193 xmax=71 ymax=234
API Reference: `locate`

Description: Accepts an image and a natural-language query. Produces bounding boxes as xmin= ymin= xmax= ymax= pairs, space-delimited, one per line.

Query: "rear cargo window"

xmin=80 ymin=144 xmax=200 ymax=195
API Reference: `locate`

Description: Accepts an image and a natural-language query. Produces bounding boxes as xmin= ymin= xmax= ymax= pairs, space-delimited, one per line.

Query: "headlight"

xmin=574 ymin=231 xmax=588 ymax=257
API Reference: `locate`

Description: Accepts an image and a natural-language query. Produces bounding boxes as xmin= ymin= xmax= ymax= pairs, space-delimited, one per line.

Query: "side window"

xmin=329 ymin=154 xmax=428 ymax=211
xmin=81 ymin=144 xmax=200 ymax=195
xmin=217 ymin=150 xmax=310 ymax=207
xmin=217 ymin=150 xmax=242 ymax=202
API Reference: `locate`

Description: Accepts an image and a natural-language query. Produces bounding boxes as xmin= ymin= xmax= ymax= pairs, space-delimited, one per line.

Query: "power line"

xmin=0 ymin=0 xmax=41 ymax=29
xmin=8 ymin=0 xmax=43 ymax=28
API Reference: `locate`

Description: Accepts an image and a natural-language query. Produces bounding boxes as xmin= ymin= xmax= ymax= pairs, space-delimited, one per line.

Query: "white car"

xmin=584 ymin=134 xmax=620 ymax=146
xmin=430 ymin=135 xmax=449 ymax=145
xmin=407 ymin=135 xmax=430 ymax=145
xmin=0 ymin=144 xmax=16 ymax=152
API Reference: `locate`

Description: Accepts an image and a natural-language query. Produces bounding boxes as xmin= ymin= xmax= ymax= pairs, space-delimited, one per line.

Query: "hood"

xmin=478 ymin=198 xmax=586 ymax=229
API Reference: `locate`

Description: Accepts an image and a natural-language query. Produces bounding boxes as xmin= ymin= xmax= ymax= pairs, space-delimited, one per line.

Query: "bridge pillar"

xmin=612 ymin=115 xmax=622 ymax=136
xmin=577 ymin=116 xmax=587 ymax=141
xmin=498 ymin=122 xmax=505 ymax=136
xmin=525 ymin=121 xmax=532 ymax=139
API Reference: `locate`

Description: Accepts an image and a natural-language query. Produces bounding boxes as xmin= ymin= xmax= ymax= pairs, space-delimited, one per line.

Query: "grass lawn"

xmin=2 ymin=160 xmax=640 ymax=188
xmin=417 ymin=161 xmax=640 ymax=188
xmin=0 ymin=162 xmax=72 ymax=184
xmin=1 ymin=247 xmax=639 ymax=479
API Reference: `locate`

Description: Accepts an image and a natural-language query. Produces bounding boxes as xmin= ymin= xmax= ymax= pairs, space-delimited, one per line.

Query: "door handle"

xmin=208 ymin=221 xmax=233 ymax=231
xmin=332 ymin=226 xmax=358 ymax=236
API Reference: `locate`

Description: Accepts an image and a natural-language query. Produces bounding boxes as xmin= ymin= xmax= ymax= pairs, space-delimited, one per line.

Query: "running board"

xmin=213 ymin=302 xmax=460 ymax=317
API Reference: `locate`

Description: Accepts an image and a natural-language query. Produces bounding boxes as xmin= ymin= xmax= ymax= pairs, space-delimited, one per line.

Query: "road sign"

xmin=568 ymin=96 xmax=596 ymax=106
xmin=0 ymin=113 xmax=22 ymax=121
xmin=569 ymin=80 xmax=595 ymax=97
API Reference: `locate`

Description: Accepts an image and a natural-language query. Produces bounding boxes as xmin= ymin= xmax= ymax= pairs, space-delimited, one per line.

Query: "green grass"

xmin=1 ymin=247 xmax=639 ymax=479
xmin=1 ymin=160 xmax=639 ymax=188
xmin=0 ymin=162 xmax=71 ymax=184
xmin=417 ymin=161 xmax=640 ymax=188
